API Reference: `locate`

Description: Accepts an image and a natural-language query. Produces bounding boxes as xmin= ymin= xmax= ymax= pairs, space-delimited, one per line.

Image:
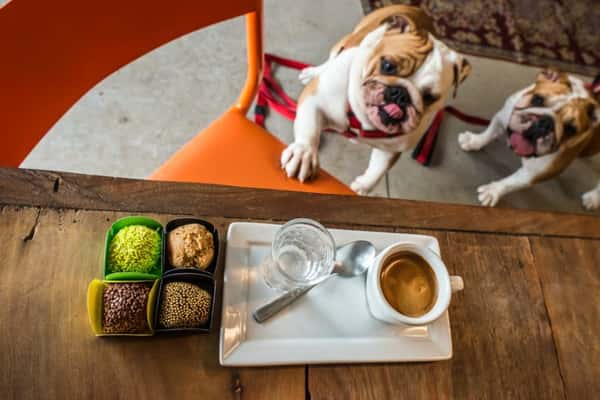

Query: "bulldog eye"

xmin=530 ymin=94 xmax=545 ymax=107
xmin=563 ymin=122 xmax=576 ymax=136
xmin=422 ymin=89 xmax=439 ymax=106
xmin=380 ymin=58 xmax=397 ymax=75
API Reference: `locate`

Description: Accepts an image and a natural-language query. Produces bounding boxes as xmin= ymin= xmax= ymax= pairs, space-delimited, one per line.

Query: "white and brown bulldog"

xmin=281 ymin=5 xmax=471 ymax=194
xmin=459 ymin=69 xmax=600 ymax=210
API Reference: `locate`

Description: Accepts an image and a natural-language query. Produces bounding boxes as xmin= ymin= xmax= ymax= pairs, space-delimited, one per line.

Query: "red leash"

xmin=254 ymin=54 xmax=310 ymax=127
xmin=255 ymin=53 xmax=491 ymax=166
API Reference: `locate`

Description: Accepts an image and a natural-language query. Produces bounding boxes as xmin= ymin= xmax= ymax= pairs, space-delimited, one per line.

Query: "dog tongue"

xmin=510 ymin=132 xmax=535 ymax=157
xmin=383 ymin=103 xmax=403 ymax=119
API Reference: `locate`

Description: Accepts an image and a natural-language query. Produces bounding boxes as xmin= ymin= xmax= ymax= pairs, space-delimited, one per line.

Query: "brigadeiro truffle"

xmin=167 ymin=224 xmax=214 ymax=269
xmin=109 ymin=225 xmax=161 ymax=273
xmin=102 ymin=282 xmax=151 ymax=333
xmin=158 ymin=281 xmax=212 ymax=328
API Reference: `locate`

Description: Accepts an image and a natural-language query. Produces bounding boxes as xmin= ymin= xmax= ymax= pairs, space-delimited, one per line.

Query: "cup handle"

xmin=450 ymin=275 xmax=464 ymax=292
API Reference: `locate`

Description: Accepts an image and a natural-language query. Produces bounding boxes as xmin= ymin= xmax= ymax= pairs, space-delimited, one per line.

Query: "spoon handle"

xmin=253 ymin=276 xmax=332 ymax=323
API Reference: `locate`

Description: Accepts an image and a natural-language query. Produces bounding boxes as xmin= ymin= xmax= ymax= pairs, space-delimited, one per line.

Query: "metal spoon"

xmin=253 ymin=240 xmax=376 ymax=323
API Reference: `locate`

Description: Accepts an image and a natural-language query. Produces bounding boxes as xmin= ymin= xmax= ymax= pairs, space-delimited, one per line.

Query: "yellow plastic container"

xmin=87 ymin=279 xmax=159 ymax=336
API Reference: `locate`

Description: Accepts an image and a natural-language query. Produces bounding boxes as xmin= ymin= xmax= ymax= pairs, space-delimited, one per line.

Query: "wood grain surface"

xmin=309 ymin=233 xmax=567 ymax=400
xmin=1 ymin=168 xmax=599 ymax=239
xmin=530 ymin=237 xmax=600 ymax=400
xmin=0 ymin=208 xmax=304 ymax=400
xmin=1 ymin=168 xmax=599 ymax=400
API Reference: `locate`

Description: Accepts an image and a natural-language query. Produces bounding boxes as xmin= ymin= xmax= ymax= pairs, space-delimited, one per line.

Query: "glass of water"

xmin=262 ymin=218 xmax=336 ymax=291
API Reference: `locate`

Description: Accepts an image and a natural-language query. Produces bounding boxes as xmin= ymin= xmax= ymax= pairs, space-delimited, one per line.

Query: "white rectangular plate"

xmin=220 ymin=222 xmax=452 ymax=366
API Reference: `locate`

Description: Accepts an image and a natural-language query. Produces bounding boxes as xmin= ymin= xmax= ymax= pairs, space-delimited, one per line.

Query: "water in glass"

xmin=263 ymin=219 xmax=335 ymax=290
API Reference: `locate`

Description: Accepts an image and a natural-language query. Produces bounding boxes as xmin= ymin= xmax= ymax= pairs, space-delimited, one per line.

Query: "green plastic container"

xmin=103 ymin=216 xmax=164 ymax=280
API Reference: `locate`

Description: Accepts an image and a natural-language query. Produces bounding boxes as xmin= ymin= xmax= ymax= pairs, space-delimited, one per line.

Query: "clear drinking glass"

xmin=262 ymin=218 xmax=336 ymax=291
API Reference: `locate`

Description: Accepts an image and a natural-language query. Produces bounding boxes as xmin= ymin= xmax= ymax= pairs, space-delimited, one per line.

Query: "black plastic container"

xmin=153 ymin=271 xmax=216 ymax=334
xmin=162 ymin=218 xmax=219 ymax=277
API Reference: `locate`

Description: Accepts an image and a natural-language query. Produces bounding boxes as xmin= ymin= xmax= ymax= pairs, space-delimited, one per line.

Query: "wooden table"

xmin=1 ymin=168 xmax=598 ymax=400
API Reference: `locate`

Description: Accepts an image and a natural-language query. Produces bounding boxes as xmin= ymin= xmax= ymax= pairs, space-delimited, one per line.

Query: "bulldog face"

xmin=358 ymin=18 xmax=471 ymax=135
xmin=508 ymin=69 xmax=600 ymax=157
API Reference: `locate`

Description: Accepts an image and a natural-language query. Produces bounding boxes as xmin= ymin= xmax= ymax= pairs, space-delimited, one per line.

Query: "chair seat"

xmin=150 ymin=109 xmax=354 ymax=195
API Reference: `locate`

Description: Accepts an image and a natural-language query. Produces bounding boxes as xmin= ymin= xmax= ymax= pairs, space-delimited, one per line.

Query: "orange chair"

xmin=0 ymin=0 xmax=353 ymax=195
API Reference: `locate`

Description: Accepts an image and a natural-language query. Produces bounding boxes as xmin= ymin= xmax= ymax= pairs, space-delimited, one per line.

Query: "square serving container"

xmin=87 ymin=279 xmax=159 ymax=336
xmin=162 ymin=218 xmax=219 ymax=276
xmin=103 ymin=216 xmax=164 ymax=281
xmin=153 ymin=270 xmax=217 ymax=334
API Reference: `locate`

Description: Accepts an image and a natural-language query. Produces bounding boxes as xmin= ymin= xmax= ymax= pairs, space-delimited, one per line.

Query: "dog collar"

xmin=341 ymin=110 xmax=404 ymax=139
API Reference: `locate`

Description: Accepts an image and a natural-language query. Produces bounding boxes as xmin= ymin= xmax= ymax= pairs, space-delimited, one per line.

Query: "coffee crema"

xmin=379 ymin=251 xmax=437 ymax=317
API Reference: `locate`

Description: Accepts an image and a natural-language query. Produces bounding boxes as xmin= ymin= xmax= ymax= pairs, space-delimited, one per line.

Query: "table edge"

xmin=0 ymin=168 xmax=598 ymax=239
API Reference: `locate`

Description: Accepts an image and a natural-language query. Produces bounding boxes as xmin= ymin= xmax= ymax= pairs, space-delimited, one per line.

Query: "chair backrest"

xmin=0 ymin=0 xmax=263 ymax=167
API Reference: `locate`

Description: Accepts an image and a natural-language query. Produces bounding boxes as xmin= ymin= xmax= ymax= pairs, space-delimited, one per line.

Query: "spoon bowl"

xmin=333 ymin=240 xmax=376 ymax=277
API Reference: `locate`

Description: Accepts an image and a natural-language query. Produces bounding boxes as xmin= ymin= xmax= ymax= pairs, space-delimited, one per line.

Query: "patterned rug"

xmin=361 ymin=0 xmax=599 ymax=76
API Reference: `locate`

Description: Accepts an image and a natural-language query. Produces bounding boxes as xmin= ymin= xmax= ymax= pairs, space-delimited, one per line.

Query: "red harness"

xmin=344 ymin=112 xmax=403 ymax=139
xmin=255 ymin=53 xmax=490 ymax=165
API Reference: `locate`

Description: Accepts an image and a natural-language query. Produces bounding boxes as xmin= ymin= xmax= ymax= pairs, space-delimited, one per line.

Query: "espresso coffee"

xmin=379 ymin=251 xmax=437 ymax=317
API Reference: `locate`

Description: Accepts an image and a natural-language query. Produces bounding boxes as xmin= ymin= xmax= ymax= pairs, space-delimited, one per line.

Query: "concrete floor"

xmin=22 ymin=0 xmax=600 ymax=214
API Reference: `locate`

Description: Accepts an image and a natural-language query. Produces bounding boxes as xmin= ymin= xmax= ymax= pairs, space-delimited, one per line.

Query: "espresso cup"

xmin=365 ymin=242 xmax=463 ymax=326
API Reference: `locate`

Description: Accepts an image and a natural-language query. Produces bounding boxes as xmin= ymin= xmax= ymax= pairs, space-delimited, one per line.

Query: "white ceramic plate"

xmin=220 ymin=222 xmax=452 ymax=366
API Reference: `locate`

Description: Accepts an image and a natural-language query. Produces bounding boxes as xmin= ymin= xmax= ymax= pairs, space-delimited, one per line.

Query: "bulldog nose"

xmin=384 ymin=85 xmax=410 ymax=105
xmin=524 ymin=115 xmax=554 ymax=140
xmin=537 ymin=115 xmax=554 ymax=131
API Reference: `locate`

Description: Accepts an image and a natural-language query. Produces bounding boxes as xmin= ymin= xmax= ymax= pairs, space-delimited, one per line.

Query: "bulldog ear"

xmin=537 ymin=67 xmax=563 ymax=83
xmin=381 ymin=15 xmax=411 ymax=33
xmin=452 ymin=57 xmax=472 ymax=98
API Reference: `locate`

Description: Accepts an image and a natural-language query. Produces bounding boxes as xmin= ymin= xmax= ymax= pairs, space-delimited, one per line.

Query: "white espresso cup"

xmin=366 ymin=242 xmax=464 ymax=326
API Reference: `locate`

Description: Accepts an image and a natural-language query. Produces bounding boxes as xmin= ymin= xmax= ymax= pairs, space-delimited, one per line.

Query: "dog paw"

xmin=477 ymin=181 xmax=504 ymax=207
xmin=582 ymin=189 xmax=600 ymax=211
xmin=350 ymin=175 xmax=375 ymax=195
xmin=458 ymin=131 xmax=482 ymax=152
xmin=299 ymin=67 xmax=318 ymax=85
xmin=281 ymin=143 xmax=319 ymax=182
